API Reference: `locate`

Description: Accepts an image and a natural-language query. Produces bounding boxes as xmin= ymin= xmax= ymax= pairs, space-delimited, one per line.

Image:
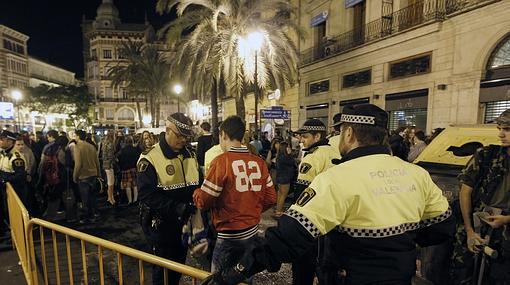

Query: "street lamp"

xmin=238 ymin=31 xmax=265 ymax=135
xmin=11 ymin=89 xmax=23 ymax=132
xmin=173 ymin=84 xmax=183 ymax=113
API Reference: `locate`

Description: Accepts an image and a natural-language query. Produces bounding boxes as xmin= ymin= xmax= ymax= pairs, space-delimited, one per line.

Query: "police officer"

xmin=0 ymin=130 xmax=26 ymax=241
xmin=137 ymin=113 xmax=201 ymax=285
xmin=293 ymin=119 xmax=338 ymax=285
xmin=202 ymin=104 xmax=455 ymax=285
xmin=328 ymin=113 xmax=342 ymax=157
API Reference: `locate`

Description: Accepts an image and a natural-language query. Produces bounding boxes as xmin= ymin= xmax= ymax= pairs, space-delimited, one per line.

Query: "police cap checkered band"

xmin=341 ymin=114 xmax=376 ymax=125
xmin=296 ymin=119 xmax=326 ymax=134
xmin=167 ymin=113 xmax=193 ymax=137
xmin=339 ymin=103 xmax=388 ymax=129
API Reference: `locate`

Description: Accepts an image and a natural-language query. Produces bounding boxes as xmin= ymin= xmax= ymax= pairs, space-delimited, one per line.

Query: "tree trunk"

xmin=155 ymin=97 xmax=161 ymax=127
xmin=235 ymin=94 xmax=246 ymax=122
xmin=136 ymin=100 xmax=143 ymax=127
xmin=211 ymin=78 xmax=219 ymax=134
xmin=150 ymin=95 xmax=156 ymax=128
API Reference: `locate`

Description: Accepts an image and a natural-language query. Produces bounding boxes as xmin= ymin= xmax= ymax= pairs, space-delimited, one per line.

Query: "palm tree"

xmin=157 ymin=0 xmax=302 ymax=131
xmin=107 ymin=41 xmax=173 ymax=127
xmin=107 ymin=41 xmax=145 ymax=126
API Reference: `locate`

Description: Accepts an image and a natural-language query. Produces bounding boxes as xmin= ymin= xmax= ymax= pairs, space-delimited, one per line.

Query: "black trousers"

xmin=141 ymin=212 xmax=187 ymax=285
xmin=292 ymin=243 xmax=318 ymax=285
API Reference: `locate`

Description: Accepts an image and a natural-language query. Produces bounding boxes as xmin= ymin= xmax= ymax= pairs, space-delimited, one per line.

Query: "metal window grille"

xmin=388 ymin=108 xmax=427 ymax=131
xmin=485 ymin=101 xmax=510 ymax=123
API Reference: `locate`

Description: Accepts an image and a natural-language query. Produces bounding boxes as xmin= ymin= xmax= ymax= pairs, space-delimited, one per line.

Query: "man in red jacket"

xmin=193 ymin=115 xmax=276 ymax=281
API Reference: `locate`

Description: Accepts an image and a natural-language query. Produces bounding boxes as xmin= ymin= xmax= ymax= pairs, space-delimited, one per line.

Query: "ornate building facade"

xmin=0 ymin=25 xmax=29 ymax=100
xmin=82 ymin=0 xmax=178 ymax=132
xmin=296 ymin=0 xmax=510 ymax=132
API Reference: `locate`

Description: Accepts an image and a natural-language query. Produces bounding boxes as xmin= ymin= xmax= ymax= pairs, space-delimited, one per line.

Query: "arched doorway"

xmin=480 ymin=34 xmax=510 ymax=122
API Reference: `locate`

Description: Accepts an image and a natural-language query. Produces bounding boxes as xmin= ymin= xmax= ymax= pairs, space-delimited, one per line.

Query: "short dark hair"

xmin=47 ymin=130 xmax=59 ymax=139
xmin=75 ymin=130 xmax=86 ymax=140
xmin=200 ymin=122 xmax=211 ymax=132
xmin=220 ymin=116 xmax=245 ymax=142
xmin=342 ymin=123 xmax=387 ymax=146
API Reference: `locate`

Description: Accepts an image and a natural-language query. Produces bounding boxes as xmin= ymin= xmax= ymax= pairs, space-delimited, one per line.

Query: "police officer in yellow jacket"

xmin=137 ymin=113 xmax=201 ymax=285
xmin=327 ymin=113 xmax=342 ymax=158
xmin=202 ymin=104 xmax=455 ymax=285
xmin=0 ymin=130 xmax=26 ymax=239
xmin=293 ymin=119 xmax=338 ymax=285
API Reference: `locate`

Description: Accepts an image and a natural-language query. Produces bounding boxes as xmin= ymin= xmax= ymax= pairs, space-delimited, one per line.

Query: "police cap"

xmin=296 ymin=119 xmax=327 ymax=134
xmin=339 ymin=104 xmax=388 ymax=129
xmin=0 ymin=130 xmax=17 ymax=141
xmin=167 ymin=113 xmax=194 ymax=137
xmin=331 ymin=113 xmax=342 ymax=127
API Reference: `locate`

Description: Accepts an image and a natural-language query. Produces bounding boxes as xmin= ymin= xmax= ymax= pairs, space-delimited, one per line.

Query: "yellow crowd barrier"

xmin=6 ymin=183 xmax=33 ymax=284
xmin=6 ymin=183 xmax=213 ymax=285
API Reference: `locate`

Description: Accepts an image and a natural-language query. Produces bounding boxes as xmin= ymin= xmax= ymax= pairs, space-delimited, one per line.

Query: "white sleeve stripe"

xmin=204 ymin=179 xmax=223 ymax=191
xmin=201 ymin=186 xmax=221 ymax=197
xmin=203 ymin=183 xmax=221 ymax=193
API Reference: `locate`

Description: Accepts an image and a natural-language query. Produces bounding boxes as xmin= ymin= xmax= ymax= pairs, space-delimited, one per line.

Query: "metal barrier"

xmin=6 ymin=184 xmax=212 ymax=285
xmin=6 ymin=183 xmax=33 ymax=284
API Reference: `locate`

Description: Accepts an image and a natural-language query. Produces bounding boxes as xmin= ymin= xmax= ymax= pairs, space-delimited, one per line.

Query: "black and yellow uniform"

xmin=295 ymin=140 xmax=337 ymax=198
xmin=292 ymin=139 xmax=337 ymax=285
xmin=137 ymin=132 xmax=200 ymax=285
xmin=0 ymin=145 xmax=26 ymax=236
xmin=203 ymin=104 xmax=455 ymax=285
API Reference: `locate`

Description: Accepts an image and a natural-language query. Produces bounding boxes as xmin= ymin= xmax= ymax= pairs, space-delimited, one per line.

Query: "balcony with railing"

xmin=97 ymin=97 xmax=145 ymax=103
xmin=300 ymin=0 xmax=499 ymax=66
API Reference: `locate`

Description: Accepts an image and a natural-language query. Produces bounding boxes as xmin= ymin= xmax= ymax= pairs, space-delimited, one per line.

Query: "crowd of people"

xmin=0 ymin=106 xmax=509 ymax=285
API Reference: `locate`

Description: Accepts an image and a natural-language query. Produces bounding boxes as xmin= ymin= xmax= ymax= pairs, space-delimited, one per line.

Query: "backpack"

xmin=42 ymin=152 xmax=61 ymax=186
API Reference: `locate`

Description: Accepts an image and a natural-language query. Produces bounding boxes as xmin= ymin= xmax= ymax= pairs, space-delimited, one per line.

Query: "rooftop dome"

xmin=95 ymin=0 xmax=121 ymax=29
xmin=96 ymin=0 xmax=119 ymax=19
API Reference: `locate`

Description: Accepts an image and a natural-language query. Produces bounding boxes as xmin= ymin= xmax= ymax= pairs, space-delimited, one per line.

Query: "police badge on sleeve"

xmin=296 ymin=187 xmax=316 ymax=207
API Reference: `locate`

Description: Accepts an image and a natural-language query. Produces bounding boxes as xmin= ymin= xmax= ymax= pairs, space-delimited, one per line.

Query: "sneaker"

xmin=79 ymin=219 xmax=89 ymax=225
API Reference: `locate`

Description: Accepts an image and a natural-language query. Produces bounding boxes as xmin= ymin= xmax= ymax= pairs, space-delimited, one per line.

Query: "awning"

xmin=310 ymin=11 xmax=328 ymax=27
xmin=346 ymin=0 xmax=364 ymax=8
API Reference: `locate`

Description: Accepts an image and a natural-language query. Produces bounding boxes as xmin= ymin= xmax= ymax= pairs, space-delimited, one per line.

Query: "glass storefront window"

xmin=388 ymin=108 xmax=427 ymax=131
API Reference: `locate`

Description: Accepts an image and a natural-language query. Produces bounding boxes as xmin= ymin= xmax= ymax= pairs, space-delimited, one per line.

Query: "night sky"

xmin=0 ymin=0 xmax=174 ymax=78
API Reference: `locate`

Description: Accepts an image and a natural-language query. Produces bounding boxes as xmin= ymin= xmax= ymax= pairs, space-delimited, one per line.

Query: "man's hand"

xmin=486 ymin=215 xmax=510 ymax=229
xmin=466 ymin=230 xmax=485 ymax=253
xmin=200 ymin=265 xmax=247 ymax=285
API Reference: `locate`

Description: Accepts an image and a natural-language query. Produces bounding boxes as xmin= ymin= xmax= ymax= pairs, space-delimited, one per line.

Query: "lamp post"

xmin=173 ymin=84 xmax=183 ymax=113
xmin=11 ymin=89 xmax=23 ymax=132
xmin=238 ymin=31 xmax=265 ymax=135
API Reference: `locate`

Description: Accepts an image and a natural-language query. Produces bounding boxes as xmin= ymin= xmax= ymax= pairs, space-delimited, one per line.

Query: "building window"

xmin=103 ymin=49 xmax=112 ymax=59
xmin=306 ymin=103 xmax=329 ymax=126
xmin=388 ymin=109 xmax=427 ymax=131
xmin=117 ymin=49 xmax=126 ymax=59
xmin=105 ymin=87 xmax=113 ymax=98
xmin=117 ymin=108 xmax=135 ymax=121
xmin=342 ymin=69 xmax=371 ymax=88
xmin=3 ymin=39 xmax=24 ymax=55
xmin=485 ymin=101 xmax=510 ymax=123
xmin=122 ymin=89 xmax=128 ymax=99
xmin=309 ymin=80 xmax=330 ymax=95
xmin=385 ymin=89 xmax=429 ymax=131
xmin=389 ymin=54 xmax=431 ymax=79
xmin=105 ymin=109 xmax=115 ymax=120
xmin=91 ymin=49 xmax=97 ymax=59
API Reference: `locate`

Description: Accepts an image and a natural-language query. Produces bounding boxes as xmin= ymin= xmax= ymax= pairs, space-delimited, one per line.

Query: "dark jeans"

xmin=141 ymin=211 xmax=187 ymax=285
xmin=211 ymin=236 xmax=256 ymax=284
xmin=78 ymin=176 xmax=98 ymax=220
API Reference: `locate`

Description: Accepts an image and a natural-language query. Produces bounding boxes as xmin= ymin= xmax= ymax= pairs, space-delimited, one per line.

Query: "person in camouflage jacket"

xmin=453 ymin=110 xmax=510 ymax=284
